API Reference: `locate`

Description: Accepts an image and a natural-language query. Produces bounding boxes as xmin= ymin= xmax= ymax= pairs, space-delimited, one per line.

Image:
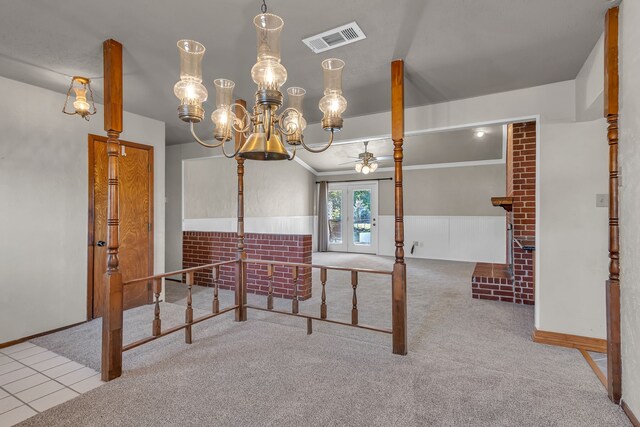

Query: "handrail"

xmin=123 ymin=259 xmax=239 ymax=286
xmin=243 ymin=258 xmax=393 ymax=276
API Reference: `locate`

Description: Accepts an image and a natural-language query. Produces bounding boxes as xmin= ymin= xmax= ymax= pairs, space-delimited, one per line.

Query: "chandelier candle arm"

xmin=190 ymin=122 xmax=225 ymax=148
xmin=300 ymin=131 xmax=335 ymax=153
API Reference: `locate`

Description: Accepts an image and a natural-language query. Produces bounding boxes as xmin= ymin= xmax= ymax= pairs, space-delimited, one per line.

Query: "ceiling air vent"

xmin=302 ymin=22 xmax=366 ymax=53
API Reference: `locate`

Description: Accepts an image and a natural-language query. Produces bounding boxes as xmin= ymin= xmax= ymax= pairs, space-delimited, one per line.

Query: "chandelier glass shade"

xmin=174 ymin=9 xmax=346 ymax=161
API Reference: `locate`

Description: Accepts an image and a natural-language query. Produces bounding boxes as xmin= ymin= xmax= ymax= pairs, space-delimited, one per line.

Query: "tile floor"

xmin=0 ymin=342 xmax=104 ymax=426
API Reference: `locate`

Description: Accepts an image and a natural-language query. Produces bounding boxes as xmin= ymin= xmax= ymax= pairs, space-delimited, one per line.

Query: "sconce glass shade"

xmin=73 ymin=87 xmax=90 ymax=114
xmin=62 ymin=76 xmax=96 ymax=121
xmin=319 ymin=59 xmax=346 ymax=131
xmin=177 ymin=40 xmax=205 ymax=82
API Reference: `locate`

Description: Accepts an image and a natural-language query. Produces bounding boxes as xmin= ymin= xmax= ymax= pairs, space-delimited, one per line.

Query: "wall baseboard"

xmin=622 ymin=400 xmax=640 ymax=427
xmin=531 ymin=328 xmax=607 ymax=353
xmin=0 ymin=321 xmax=86 ymax=349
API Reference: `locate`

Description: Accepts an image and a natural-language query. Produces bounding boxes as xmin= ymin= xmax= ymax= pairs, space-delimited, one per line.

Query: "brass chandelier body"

xmin=173 ymin=4 xmax=347 ymax=161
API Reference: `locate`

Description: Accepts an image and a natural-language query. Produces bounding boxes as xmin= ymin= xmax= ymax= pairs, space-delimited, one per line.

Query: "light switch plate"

xmin=596 ymin=194 xmax=608 ymax=207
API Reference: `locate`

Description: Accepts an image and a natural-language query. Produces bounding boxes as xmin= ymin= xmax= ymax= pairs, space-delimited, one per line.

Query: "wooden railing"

xmin=101 ymin=257 xmax=395 ymax=380
xmin=119 ymin=259 xmax=239 ymax=352
xmin=244 ymin=258 xmax=393 ymax=335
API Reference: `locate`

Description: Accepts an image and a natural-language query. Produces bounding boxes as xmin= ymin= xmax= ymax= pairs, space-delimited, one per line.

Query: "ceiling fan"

xmin=340 ymin=141 xmax=392 ymax=174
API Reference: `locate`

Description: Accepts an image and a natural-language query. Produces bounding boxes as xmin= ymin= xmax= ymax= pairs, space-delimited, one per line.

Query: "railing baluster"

xmin=152 ymin=278 xmax=162 ymax=336
xmin=267 ymin=264 xmax=274 ymax=310
xmin=320 ymin=268 xmax=327 ymax=319
xmin=351 ymin=271 xmax=358 ymax=325
xmin=307 ymin=318 xmax=312 ymax=335
xmin=185 ymin=272 xmax=193 ymax=344
xmin=212 ymin=265 xmax=220 ymax=314
xmin=292 ymin=266 xmax=299 ymax=314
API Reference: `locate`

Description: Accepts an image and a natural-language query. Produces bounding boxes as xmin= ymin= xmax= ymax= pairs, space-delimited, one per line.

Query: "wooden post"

xmin=101 ymin=39 xmax=124 ymax=381
xmin=267 ymin=264 xmax=274 ymax=310
xmin=292 ymin=266 xmax=299 ymax=314
xmin=604 ymin=6 xmax=621 ymax=404
xmin=212 ymin=266 xmax=220 ymax=314
xmin=152 ymin=278 xmax=162 ymax=336
xmin=185 ymin=272 xmax=194 ymax=344
xmin=320 ymin=268 xmax=327 ymax=319
xmin=351 ymin=271 xmax=359 ymax=325
xmin=235 ymin=99 xmax=248 ymax=321
xmin=391 ymin=60 xmax=408 ymax=355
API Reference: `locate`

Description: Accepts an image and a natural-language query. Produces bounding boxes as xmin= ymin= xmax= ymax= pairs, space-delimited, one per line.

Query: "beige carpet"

xmin=24 ymin=253 xmax=629 ymax=426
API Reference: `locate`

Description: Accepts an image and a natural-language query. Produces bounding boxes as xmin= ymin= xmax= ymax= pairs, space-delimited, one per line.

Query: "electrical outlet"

xmin=596 ymin=194 xmax=608 ymax=208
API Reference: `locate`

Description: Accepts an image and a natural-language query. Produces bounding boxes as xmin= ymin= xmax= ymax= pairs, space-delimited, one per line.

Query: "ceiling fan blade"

xmin=338 ymin=160 xmax=358 ymax=165
xmin=372 ymin=156 xmax=393 ymax=161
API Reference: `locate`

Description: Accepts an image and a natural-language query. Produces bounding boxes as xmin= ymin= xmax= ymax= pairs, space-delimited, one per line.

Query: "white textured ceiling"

xmin=297 ymin=125 xmax=503 ymax=173
xmin=0 ymin=0 xmax=607 ymax=145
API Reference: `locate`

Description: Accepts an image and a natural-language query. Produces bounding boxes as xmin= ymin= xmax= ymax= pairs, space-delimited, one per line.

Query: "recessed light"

xmin=474 ymin=130 xmax=485 ymax=138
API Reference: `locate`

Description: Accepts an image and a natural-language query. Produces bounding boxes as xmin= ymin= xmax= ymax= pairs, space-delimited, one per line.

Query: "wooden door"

xmin=88 ymin=134 xmax=154 ymax=319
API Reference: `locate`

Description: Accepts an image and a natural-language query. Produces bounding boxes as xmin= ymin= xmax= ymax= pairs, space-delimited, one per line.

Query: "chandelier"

xmin=355 ymin=141 xmax=379 ymax=174
xmin=173 ymin=2 xmax=347 ymax=160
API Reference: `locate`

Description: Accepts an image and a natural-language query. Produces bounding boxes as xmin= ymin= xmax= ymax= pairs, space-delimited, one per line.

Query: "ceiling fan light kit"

xmin=354 ymin=141 xmax=380 ymax=174
xmin=173 ymin=1 xmax=347 ymax=161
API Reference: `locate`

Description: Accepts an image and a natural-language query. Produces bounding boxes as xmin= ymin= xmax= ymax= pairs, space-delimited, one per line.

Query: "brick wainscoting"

xmin=183 ymin=232 xmax=313 ymax=300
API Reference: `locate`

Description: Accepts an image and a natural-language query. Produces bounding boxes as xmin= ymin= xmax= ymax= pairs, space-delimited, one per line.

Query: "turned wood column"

xmin=391 ymin=60 xmax=407 ymax=355
xmin=235 ymin=99 xmax=248 ymax=321
xmin=101 ymin=39 xmax=124 ymax=381
xmin=604 ymin=6 xmax=621 ymax=404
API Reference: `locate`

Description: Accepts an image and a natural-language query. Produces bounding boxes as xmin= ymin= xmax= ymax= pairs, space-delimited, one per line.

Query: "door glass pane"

xmin=352 ymin=190 xmax=371 ymax=246
xmin=328 ymin=190 xmax=343 ymax=244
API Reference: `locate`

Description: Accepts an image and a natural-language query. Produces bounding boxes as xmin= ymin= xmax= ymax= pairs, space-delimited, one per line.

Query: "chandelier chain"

xmin=261 ymin=0 xmax=267 ymax=13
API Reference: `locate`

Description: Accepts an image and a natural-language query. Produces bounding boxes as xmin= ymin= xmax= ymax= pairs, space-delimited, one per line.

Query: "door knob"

xmin=97 ymin=241 xmax=106 ymax=247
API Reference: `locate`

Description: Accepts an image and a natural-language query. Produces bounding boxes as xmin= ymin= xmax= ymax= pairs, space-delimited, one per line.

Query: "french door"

xmin=327 ymin=182 xmax=378 ymax=254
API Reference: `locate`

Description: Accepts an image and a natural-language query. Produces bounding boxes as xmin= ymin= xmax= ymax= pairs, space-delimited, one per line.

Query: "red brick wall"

xmin=512 ymin=121 xmax=536 ymax=239
xmin=511 ymin=121 xmax=536 ymax=305
xmin=471 ymin=121 xmax=536 ymax=305
xmin=183 ymin=232 xmax=313 ymax=300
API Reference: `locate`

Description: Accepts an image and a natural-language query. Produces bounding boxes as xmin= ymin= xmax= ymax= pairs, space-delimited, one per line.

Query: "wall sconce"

xmin=63 ymin=76 xmax=97 ymax=120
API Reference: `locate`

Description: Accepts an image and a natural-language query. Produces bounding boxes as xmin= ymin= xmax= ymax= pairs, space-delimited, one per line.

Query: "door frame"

xmin=327 ymin=180 xmax=379 ymax=255
xmin=86 ymin=134 xmax=154 ymax=320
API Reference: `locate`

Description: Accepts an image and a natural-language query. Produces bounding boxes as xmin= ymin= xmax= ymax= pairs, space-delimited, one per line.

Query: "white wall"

xmin=619 ymin=0 xmax=640 ymax=416
xmin=575 ymin=33 xmax=605 ymax=122
xmin=0 ymin=76 xmax=165 ymax=344
xmin=538 ymin=120 xmax=608 ymax=337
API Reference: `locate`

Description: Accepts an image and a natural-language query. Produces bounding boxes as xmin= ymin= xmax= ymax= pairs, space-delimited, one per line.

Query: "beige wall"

xmin=320 ymin=164 xmax=506 ymax=217
xmin=184 ymin=156 xmax=315 ymax=219
xmin=620 ymin=0 xmax=640 ymax=416
xmin=0 ymin=76 xmax=165 ymax=344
